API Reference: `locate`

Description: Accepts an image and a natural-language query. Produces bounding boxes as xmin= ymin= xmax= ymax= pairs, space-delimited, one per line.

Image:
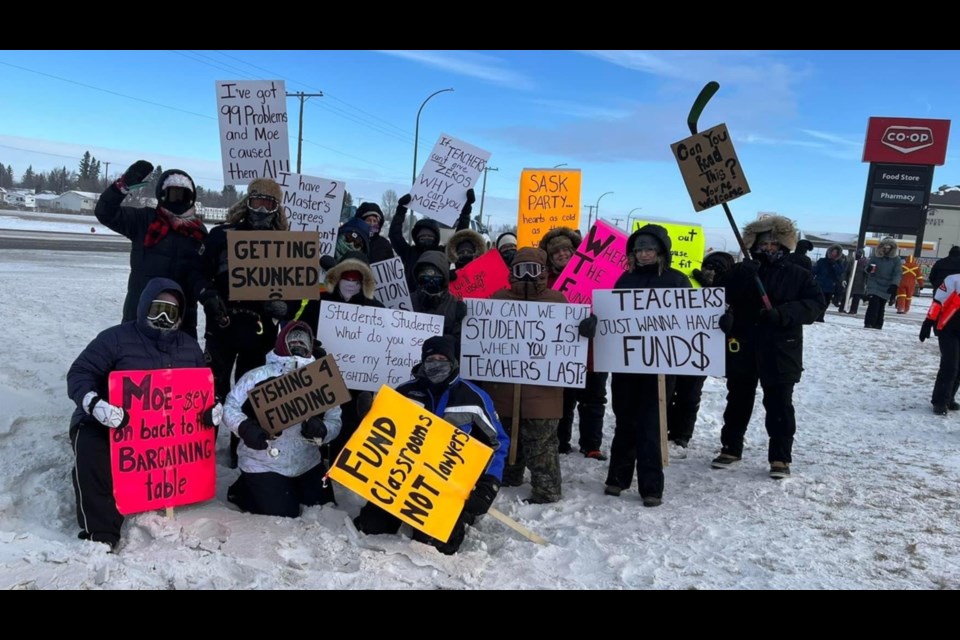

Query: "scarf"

xmin=144 ymin=207 xmax=205 ymax=248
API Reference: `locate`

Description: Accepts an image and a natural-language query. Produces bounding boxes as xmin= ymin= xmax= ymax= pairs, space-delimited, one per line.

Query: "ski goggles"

xmin=146 ymin=299 xmax=180 ymax=327
xmin=164 ymin=186 xmax=192 ymax=204
xmin=511 ymin=262 xmax=543 ymax=279
xmin=248 ymin=195 xmax=279 ymax=214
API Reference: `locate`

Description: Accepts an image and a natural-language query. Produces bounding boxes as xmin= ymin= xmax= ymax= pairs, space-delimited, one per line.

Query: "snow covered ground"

xmin=1 ymin=212 xmax=958 ymax=590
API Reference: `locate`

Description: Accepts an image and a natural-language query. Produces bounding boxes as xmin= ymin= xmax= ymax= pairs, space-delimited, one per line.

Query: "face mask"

xmin=335 ymin=237 xmax=354 ymax=260
xmin=418 ymin=275 xmax=444 ymax=295
xmin=423 ymin=360 xmax=453 ymax=384
xmin=500 ymin=248 xmax=517 ymax=266
xmin=248 ymin=209 xmax=277 ymax=230
xmin=415 ymin=231 xmax=437 ymax=249
xmin=338 ymin=279 xmax=362 ymax=300
xmin=364 ymin=217 xmax=381 ymax=236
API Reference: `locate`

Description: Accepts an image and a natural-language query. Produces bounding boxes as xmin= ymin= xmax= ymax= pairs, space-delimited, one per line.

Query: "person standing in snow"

xmin=863 ymin=238 xmax=902 ymax=330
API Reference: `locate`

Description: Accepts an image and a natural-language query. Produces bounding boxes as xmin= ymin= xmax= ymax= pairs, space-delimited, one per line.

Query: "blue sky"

xmin=1 ymin=50 xmax=957 ymax=237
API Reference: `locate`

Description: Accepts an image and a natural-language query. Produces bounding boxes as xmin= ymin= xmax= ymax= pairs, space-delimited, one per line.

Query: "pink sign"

xmin=108 ymin=368 xmax=216 ymax=515
xmin=553 ymin=220 xmax=630 ymax=305
xmin=449 ymin=249 xmax=511 ymax=300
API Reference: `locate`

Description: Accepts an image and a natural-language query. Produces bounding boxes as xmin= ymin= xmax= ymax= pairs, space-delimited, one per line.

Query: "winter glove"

xmin=460 ymin=188 xmax=476 ymax=216
xmin=300 ymin=414 xmax=328 ymax=443
xmin=759 ymin=307 xmax=783 ymax=327
xmin=741 ymin=259 xmax=761 ymax=275
xmin=464 ymin=474 xmax=500 ymax=517
xmin=200 ymin=290 xmax=228 ymax=326
xmin=718 ymin=311 xmax=734 ymax=334
xmin=238 ymin=418 xmax=270 ymax=451
xmin=202 ymin=401 xmax=223 ymax=428
xmin=887 ymin=284 xmax=898 ymax=296
xmin=83 ymin=391 xmax=129 ymax=429
xmin=396 ymin=193 xmax=412 ymax=216
xmin=262 ymin=300 xmax=288 ymax=320
xmin=691 ymin=268 xmax=711 ymax=287
xmin=115 ymin=160 xmax=153 ymax=194
xmin=319 ymin=255 xmax=336 ymax=271
xmin=356 ymin=391 xmax=373 ymax=421
xmin=312 ymin=339 xmax=327 ymax=360
xmin=920 ymin=319 xmax=935 ymax=343
xmin=578 ymin=314 xmax=598 ymax=339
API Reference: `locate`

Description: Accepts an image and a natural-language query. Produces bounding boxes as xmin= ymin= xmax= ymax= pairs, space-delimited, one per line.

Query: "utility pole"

xmin=286 ymin=91 xmax=324 ymax=173
xmin=585 ymin=205 xmax=596 ymax=229
xmin=479 ymin=166 xmax=499 ymax=227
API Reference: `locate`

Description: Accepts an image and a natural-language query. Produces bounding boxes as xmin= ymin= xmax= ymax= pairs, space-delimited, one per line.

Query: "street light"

xmin=479 ymin=166 xmax=499 ymax=227
xmin=626 ymin=207 xmax=642 ymax=233
xmin=589 ymin=191 xmax=613 ymax=228
xmin=553 ymin=163 xmax=568 ymax=168
xmin=412 ymin=88 xmax=454 ymax=184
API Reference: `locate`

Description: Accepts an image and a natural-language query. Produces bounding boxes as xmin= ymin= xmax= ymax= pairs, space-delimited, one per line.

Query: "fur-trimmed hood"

xmin=742 ymin=215 xmax=798 ymax=252
xmin=226 ymin=178 xmax=289 ymax=230
xmin=446 ymin=229 xmax=487 ymax=264
xmin=826 ymin=244 xmax=844 ymax=259
xmin=325 ymin=256 xmax=376 ymax=299
xmin=627 ymin=224 xmax=673 ymax=269
xmin=539 ymin=227 xmax=582 ymax=273
xmin=875 ymin=237 xmax=898 ymax=258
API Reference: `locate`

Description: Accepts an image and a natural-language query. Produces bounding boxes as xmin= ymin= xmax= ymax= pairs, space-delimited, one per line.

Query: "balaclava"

xmin=156 ymin=170 xmax=196 ymax=217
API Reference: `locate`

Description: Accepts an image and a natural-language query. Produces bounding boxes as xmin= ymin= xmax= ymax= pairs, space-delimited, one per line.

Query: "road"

xmin=0 ymin=229 xmax=129 ymax=253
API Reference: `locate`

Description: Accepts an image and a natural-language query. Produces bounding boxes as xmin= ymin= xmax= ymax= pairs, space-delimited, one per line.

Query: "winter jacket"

xmin=354 ymin=204 xmax=395 ymax=263
xmin=396 ymin=372 xmax=509 ymax=481
xmin=389 ymin=203 xmax=470 ymax=291
xmin=864 ymin=239 xmax=903 ymax=300
xmin=67 ymin=278 xmax=207 ymax=432
xmin=484 ymin=247 xmax=569 ymax=419
xmin=95 ymin=184 xmax=206 ymax=337
xmin=785 ymin=239 xmax=814 ymax=271
xmin=929 ymin=253 xmax=960 ymax=291
xmin=813 ymin=245 xmax=847 ymax=298
xmin=223 ymin=349 xmax=342 ymax=477
xmin=411 ymin=251 xmax=467 ymax=351
xmin=298 ymin=254 xmax=384 ymax=335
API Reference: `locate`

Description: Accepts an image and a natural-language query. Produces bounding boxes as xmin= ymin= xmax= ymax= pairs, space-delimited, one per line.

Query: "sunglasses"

xmin=248 ymin=195 xmax=279 ymax=213
xmin=511 ymin=262 xmax=543 ymax=279
xmin=146 ymin=299 xmax=180 ymax=327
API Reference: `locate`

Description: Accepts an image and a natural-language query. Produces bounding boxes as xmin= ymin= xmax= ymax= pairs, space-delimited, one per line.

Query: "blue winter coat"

xmin=67 ymin=278 xmax=207 ymax=431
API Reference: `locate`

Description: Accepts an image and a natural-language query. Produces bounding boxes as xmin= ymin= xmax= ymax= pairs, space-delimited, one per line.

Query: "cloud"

xmin=742 ymin=129 xmax=863 ymax=161
xmin=376 ymin=51 xmax=536 ymax=90
xmin=527 ymin=99 xmax=632 ymax=121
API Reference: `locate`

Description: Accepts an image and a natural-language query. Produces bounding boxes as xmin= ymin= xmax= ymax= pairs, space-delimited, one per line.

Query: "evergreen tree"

xmin=340 ymin=191 xmax=354 ymax=222
xmin=21 ymin=166 xmax=36 ymax=190
xmin=2 ymin=164 xmax=12 ymax=189
xmin=221 ymin=184 xmax=239 ymax=208
xmin=78 ymin=152 xmax=92 ymax=181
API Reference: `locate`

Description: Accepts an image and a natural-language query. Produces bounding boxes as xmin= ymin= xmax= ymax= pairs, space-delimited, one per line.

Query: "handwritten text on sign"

xmin=554 ymin=220 xmax=629 ymax=305
xmin=409 ymin=133 xmax=491 ymax=227
xmin=330 ymin=386 xmax=492 ymax=543
xmin=248 ymin=355 xmax=351 ymax=435
xmin=461 ymin=299 xmax=590 ymax=388
xmin=315 ymin=303 xmax=443 ymax=392
xmin=517 ymin=169 xmax=581 ymax=248
xmin=449 ymin=249 xmax=510 ymax=301
xmin=592 ymin=288 xmax=726 ymax=377
xmin=372 ymin=257 xmax=412 ymax=311
xmin=634 ymin=219 xmax=705 ymax=283
xmin=108 ymin=368 xmax=215 ymax=515
xmin=671 ymin=123 xmax=751 ymax=212
xmin=216 ymin=80 xmax=290 ymax=186
xmin=277 ymin=172 xmax=345 ymax=258
xmin=226 ymin=230 xmax=320 ymax=301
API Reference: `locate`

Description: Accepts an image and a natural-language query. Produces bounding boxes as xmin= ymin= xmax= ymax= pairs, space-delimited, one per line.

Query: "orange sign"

xmin=517 ymin=169 xmax=581 ymax=248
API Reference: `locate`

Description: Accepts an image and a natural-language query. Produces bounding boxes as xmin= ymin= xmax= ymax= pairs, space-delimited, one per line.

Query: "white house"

xmin=33 ymin=193 xmax=59 ymax=210
xmin=52 ymin=191 xmax=100 ymax=213
xmin=5 ymin=190 xmax=36 ymax=208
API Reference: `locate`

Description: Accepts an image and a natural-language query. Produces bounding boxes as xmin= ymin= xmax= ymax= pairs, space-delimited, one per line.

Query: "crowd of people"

xmin=76 ymin=159 xmax=958 ymax=555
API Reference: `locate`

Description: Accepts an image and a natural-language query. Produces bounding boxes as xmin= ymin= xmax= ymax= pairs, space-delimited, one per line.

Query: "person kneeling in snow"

xmin=223 ymin=321 xmax=342 ymax=517
xmin=352 ymin=335 xmax=509 ymax=554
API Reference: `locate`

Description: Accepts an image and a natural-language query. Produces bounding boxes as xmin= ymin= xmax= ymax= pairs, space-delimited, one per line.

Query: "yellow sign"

xmin=633 ymin=220 xmax=706 ymax=284
xmin=329 ymin=386 xmax=493 ymax=543
xmin=517 ymin=169 xmax=581 ymax=248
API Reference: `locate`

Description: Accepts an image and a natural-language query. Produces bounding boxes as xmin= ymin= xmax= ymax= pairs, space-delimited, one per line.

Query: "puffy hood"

xmin=226 ymin=178 xmax=289 ymax=230
xmin=496 ymin=232 xmax=518 ymax=250
xmin=539 ymin=227 xmax=582 ymax=272
xmin=355 ymin=202 xmax=385 ymax=229
xmin=412 ymin=217 xmax=442 ymax=250
xmin=742 ymin=215 xmax=798 ymax=252
xmin=703 ymin=251 xmax=735 ymax=274
xmin=627 ymin=224 xmax=673 ymax=269
xmin=325 ymin=254 xmax=376 ymax=299
xmin=875 ymin=237 xmax=898 ymax=258
xmin=508 ymin=246 xmax=549 ymax=296
xmin=274 ymin=320 xmax=314 ymax=358
xmin=825 ymin=244 xmax=844 ymax=260
xmin=446 ymin=228 xmax=487 ymax=264
xmin=338 ymin=217 xmax=372 ymax=255
xmin=136 ymin=277 xmax=184 ymax=339
xmin=414 ymin=250 xmax=452 ymax=287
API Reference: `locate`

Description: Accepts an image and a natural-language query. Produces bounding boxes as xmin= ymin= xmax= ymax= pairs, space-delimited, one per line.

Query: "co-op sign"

xmin=863 ymin=117 xmax=951 ymax=166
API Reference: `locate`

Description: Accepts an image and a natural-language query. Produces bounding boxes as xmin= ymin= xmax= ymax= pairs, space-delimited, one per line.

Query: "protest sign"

xmin=315 ymin=303 xmax=443 ymax=392
xmin=247 ymin=355 xmax=351 ymax=435
xmin=226 ymin=230 xmax=321 ymax=301
xmin=216 ymin=79 xmax=290 ymax=185
xmin=553 ymin=220 xmax=629 ymax=305
xmin=449 ymin=249 xmax=510 ymax=301
xmin=372 ymin=257 xmax=412 ymax=310
xmin=409 ymin=133 xmax=491 ymax=226
xmin=277 ymin=172 xmax=344 ymax=258
xmin=517 ymin=169 xmax=581 ymax=248
xmin=671 ymin=123 xmax=750 ymax=212
xmin=460 ymin=299 xmax=590 ymax=388
xmin=108 ymin=368 xmax=216 ymax=515
xmin=592 ymin=288 xmax=726 ymax=377
xmin=632 ymin=219 xmax=705 ymax=283
xmin=330 ymin=386 xmax=492 ymax=543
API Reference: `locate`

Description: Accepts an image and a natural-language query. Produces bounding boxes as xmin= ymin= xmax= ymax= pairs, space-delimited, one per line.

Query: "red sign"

xmin=449 ymin=249 xmax=511 ymax=300
xmin=108 ymin=368 xmax=216 ymax=515
xmin=863 ymin=117 xmax=950 ymax=166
